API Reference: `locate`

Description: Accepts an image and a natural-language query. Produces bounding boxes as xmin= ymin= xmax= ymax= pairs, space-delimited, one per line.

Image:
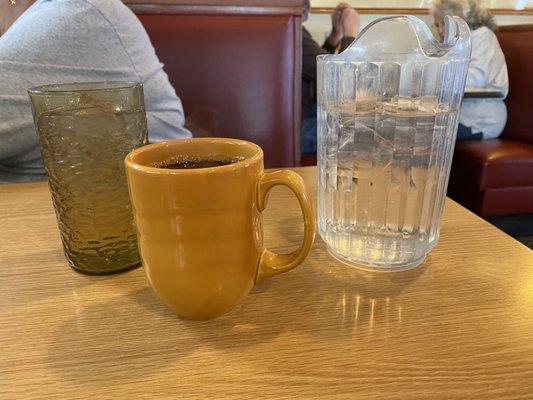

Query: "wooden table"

xmin=1 ymin=167 xmax=532 ymax=399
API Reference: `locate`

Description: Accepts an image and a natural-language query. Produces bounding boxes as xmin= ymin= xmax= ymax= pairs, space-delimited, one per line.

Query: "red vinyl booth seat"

xmin=448 ymin=25 xmax=533 ymax=216
xmin=126 ymin=0 xmax=303 ymax=168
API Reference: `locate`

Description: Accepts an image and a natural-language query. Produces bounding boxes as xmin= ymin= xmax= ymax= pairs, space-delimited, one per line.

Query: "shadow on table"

xmin=4 ymin=248 xmax=117 ymax=308
xmin=132 ymin=209 xmax=426 ymax=348
xmin=47 ymin=286 xmax=190 ymax=387
xmin=173 ymin=206 xmax=428 ymax=350
xmin=47 ymin=224 xmax=427 ymax=387
xmin=184 ymin=247 xmax=427 ymax=343
xmin=129 ymin=238 xmax=427 ymax=349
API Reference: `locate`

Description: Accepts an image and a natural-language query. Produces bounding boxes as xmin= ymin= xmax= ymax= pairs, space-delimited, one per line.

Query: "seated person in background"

xmin=432 ymin=0 xmax=509 ymax=140
xmin=0 ymin=0 xmax=190 ymax=183
xmin=301 ymin=1 xmax=359 ymax=154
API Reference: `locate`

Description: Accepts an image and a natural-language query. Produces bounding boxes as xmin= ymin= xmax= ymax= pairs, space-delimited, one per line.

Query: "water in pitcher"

xmin=318 ymin=96 xmax=459 ymax=270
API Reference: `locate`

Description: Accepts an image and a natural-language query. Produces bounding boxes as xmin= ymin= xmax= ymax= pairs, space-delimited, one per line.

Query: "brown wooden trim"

xmin=312 ymin=7 xmax=427 ymax=15
xmin=124 ymin=0 xmax=299 ymax=5
xmin=293 ymin=15 xmax=302 ymax=166
xmin=311 ymin=6 xmax=533 ymax=15
xmin=498 ymin=23 xmax=533 ymax=31
xmin=489 ymin=8 xmax=533 ymax=15
xmin=128 ymin=4 xmax=302 ymax=15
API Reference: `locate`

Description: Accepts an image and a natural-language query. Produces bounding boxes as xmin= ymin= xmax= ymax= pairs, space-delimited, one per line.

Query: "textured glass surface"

xmin=29 ymin=82 xmax=148 ymax=274
xmin=317 ymin=16 xmax=471 ymax=271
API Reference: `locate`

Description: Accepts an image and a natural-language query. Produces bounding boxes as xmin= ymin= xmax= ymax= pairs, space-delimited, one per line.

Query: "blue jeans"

xmin=301 ymin=104 xmax=317 ymax=154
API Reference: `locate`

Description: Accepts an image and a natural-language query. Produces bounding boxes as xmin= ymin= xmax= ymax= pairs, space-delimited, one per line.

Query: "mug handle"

xmin=255 ymin=170 xmax=316 ymax=284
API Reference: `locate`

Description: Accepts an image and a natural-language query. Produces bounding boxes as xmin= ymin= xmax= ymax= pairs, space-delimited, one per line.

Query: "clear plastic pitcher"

xmin=317 ymin=16 xmax=471 ymax=271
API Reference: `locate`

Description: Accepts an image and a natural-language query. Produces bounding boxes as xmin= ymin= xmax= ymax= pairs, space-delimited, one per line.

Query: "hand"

xmin=341 ymin=7 xmax=360 ymax=38
xmin=327 ymin=2 xmax=351 ymax=47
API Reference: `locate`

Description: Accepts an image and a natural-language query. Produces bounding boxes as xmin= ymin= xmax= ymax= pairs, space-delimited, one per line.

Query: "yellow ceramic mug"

xmin=125 ymin=138 xmax=315 ymax=320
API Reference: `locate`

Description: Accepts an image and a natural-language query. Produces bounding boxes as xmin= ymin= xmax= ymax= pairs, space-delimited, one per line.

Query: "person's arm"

xmin=96 ymin=0 xmax=190 ymax=141
xmin=302 ymin=27 xmax=330 ymax=83
xmin=465 ymin=28 xmax=508 ymax=95
xmin=302 ymin=7 xmax=359 ymax=84
xmin=322 ymin=3 xmax=357 ymax=53
xmin=338 ymin=7 xmax=359 ymax=52
xmin=486 ymin=31 xmax=509 ymax=98
xmin=143 ymin=81 xmax=190 ymax=142
xmin=322 ymin=35 xmax=354 ymax=53
xmin=0 ymin=62 xmax=41 ymax=163
xmin=0 ymin=0 xmax=189 ymax=161
xmin=0 ymin=3 xmax=137 ymax=165
xmin=0 ymin=1 xmax=41 ymax=163
xmin=466 ymin=31 xmax=491 ymax=89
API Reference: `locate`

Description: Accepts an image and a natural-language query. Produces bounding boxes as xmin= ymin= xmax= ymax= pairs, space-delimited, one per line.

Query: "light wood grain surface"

xmin=1 ymin=167 xmax=532 ymax=399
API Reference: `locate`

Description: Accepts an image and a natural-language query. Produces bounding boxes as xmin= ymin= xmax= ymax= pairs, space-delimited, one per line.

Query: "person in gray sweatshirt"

xmin=0 ymin=0 xmax=191 ymax=183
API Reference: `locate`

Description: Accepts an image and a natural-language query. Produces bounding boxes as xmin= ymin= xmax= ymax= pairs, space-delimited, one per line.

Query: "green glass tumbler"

xmin=28 ymin=82 xmax=148 ymax=275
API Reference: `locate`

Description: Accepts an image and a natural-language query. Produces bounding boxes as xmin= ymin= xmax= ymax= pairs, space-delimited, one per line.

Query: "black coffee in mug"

xmin=152 ymin=156 xmax=243 ymax=170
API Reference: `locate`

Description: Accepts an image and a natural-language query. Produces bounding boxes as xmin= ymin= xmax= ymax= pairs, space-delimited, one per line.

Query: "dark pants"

xmin=301 ymin=104 xmax=318 ymax=154
xmin=457 ymin=124 xmax=483 ymax=140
